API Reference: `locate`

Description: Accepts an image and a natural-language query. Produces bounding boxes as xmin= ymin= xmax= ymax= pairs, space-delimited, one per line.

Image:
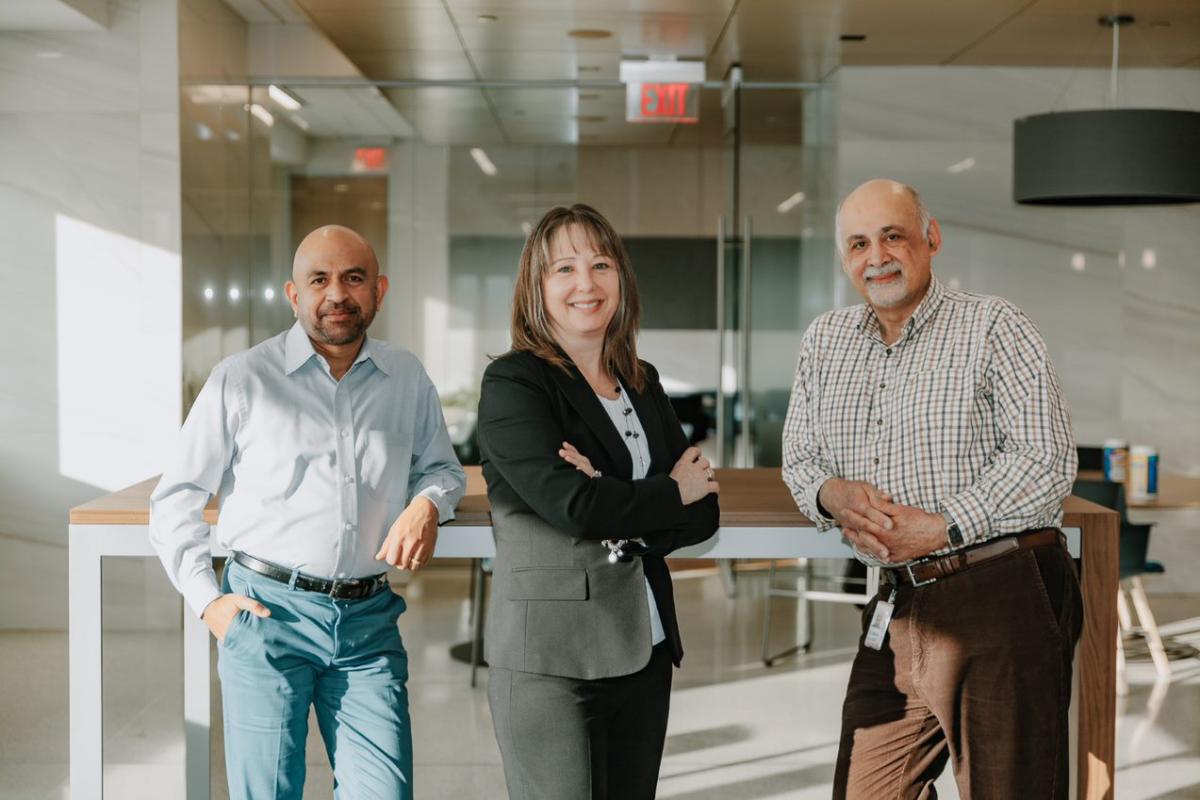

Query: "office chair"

xmin=1076 ymin=445 xmax=1104 ymax=472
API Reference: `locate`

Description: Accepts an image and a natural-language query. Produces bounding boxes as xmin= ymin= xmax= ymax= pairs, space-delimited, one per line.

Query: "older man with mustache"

xmin=782 ymin=179 xmax=1080 ymax=798
xmin=150 ymin=225 xmax=465 ymax=799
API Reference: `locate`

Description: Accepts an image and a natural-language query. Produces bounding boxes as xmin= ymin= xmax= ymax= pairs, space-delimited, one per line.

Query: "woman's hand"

xmin=559 ymin=441 xmax=599 ymax=478
xmin=670 ymin=447 xmax=719 ymax=505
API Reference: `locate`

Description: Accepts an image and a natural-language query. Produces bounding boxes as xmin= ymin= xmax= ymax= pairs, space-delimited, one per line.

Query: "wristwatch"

xmin=942 ymin=510 xmax=964 ymax=548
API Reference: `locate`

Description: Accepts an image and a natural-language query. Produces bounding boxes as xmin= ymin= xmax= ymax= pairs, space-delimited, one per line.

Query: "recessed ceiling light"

xmin=229 ymin=287 xmax=241 ymax=301
xmin=947 ymin=156 xmax=976 ymax=174
xmin=1071 ymin=253 xmax=1086 ymax=272
xmin=470 ymin=147 xmax=498 ymax=177
xmin=776 ymin=191 xmax=806 ymax=214
xmin=568 ymin=29 xmax=612 ymax=39
xmin=203 ymin=287 xmax=214 ymax=301
xmin=263 ymin=287 xmax=275 ymax=302
xmin=840 ymin=34 xmax=867 ymax=42
xmin=247 ymin=103 xmax=274 ymax=127
xmin=268 ymin=85 xmax=304 ymax=111
xmin=1141 ymin=248 xmax=1157 ymax=269
xmin=477 ymin=14 xmax=498 ymax=23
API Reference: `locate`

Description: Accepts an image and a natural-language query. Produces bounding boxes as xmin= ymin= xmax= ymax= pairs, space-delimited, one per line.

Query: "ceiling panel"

xmin=279 ymin=0 xmax=1199 ymax=146
xmin=349 ymin=49 xmax=476 ymax=80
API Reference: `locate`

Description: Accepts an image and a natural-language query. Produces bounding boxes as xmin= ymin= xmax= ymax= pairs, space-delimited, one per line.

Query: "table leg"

xmin=68 ymin=527 xmax=103 ymax=800
xmin=184 ymin=608 xmax=212 ymax=799
xmin=1077 ymin=512 xmax=1119 ymax=800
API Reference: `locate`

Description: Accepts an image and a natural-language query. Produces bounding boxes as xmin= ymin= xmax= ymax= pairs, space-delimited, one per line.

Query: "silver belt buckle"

xmin=904 ymin=561 xmax=939 ymax=588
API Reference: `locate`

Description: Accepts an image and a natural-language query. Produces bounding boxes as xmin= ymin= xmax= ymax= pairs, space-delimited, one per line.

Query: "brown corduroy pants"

xmin=833 ymin=537 xmax=1083 ymax=800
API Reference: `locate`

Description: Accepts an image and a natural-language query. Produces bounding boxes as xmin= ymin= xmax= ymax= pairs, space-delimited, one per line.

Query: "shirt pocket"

xmin=903 ymin=368 xmax=971 ymax=496
xmin=360 ymin=430 xmax=412 ymax=497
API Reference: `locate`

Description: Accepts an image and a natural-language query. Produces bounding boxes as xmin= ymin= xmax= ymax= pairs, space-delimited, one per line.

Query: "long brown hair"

xmin=509 ymin=204 xmax=646 ymax=392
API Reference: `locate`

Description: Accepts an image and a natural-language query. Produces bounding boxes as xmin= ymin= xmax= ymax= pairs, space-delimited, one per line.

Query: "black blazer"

xmin=477 ymin=349 xmax=720 ymax=679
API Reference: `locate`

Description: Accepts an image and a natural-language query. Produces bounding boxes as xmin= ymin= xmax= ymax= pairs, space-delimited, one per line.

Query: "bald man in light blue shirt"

xmin=151 ymin=225 xmax=465 ymax=800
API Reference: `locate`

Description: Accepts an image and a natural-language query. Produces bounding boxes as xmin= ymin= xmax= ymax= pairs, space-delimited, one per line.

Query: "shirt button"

xmin=345 ymin=475 xmax=354 ymax=484
xmin=876 ymin=419 xmax=883 ymax=426
xmin=873 ymin=457 xmax=880 ymax=465
xmin=341 ymin=429 xmax=349 ymax=439
xmin=879 ymin=382 xmax=886 ymax=389
xmin=344 ymin=522 xmax=353 ymax=531
xmin=885 ymin=349 xmax=892 ymax=356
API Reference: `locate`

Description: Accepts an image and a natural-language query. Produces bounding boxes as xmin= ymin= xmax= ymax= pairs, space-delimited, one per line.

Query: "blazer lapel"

xmin=545 ymin=360 xmax=634 ymax=478
xmin=624 ymin=378 xmax=672 ymax=476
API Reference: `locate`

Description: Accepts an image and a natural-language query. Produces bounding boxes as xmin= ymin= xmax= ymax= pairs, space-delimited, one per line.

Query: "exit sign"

xmin=626 ymin=82 xmax=699 ymax=124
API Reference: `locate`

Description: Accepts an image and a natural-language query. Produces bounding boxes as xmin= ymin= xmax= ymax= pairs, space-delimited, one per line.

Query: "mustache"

xmin=318 ymin=301 xmax=362 ymax=317
xmin=864 ymin=261 xmax=902 ymax=280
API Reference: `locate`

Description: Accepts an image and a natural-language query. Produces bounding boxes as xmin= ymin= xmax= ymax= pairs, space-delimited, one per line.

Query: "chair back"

xmin=1073 ymin=478 xmax=1153 ymax=579
xmin=1076 ymin=445 xmax=1105 ymax=471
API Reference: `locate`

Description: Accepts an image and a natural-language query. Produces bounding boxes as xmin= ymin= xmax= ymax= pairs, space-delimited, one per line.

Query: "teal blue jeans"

xmin=218 ymin=560 xmax=412 ymax=799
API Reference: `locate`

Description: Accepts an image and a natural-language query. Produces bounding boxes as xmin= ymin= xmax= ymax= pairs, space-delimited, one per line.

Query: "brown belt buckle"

xmin=904 ymin=560 xmax=939 ymax=588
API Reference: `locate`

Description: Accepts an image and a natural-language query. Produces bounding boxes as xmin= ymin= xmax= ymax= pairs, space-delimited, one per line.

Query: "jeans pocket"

xmin=222 ymin=609 xmax=250 ymax=649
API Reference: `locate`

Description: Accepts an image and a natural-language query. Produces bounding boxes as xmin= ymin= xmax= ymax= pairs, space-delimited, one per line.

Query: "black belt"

xmin=884 ymin=528 xmax=1065 ymax=588
xmin=231 ymin=551 xmax=389 ymax=600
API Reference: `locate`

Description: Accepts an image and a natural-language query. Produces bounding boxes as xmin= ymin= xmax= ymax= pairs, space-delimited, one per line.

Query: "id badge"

xmin=863 ymin=589 xmax=897 ymax=651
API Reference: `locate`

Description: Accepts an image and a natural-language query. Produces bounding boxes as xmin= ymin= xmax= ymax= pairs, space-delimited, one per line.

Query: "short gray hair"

xmin=834 ymin=181 xmax=933 ymax=257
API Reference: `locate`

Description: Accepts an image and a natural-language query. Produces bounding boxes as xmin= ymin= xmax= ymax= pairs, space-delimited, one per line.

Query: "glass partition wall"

xmin=180 ymin=80 xmax=832 ymax=467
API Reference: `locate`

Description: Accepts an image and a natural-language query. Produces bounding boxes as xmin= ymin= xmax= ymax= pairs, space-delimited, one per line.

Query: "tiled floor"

xmin=2 ymin=565 xmax=1198 ymax=798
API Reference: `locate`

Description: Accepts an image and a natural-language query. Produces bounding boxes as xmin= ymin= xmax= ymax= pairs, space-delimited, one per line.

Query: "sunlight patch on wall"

xmin=56 ymin=214 xmax=181 ymax=491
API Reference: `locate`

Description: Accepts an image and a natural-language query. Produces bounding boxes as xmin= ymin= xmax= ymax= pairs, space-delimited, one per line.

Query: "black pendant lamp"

xmin=1013 ymin=16 xmax=1200 ymax=206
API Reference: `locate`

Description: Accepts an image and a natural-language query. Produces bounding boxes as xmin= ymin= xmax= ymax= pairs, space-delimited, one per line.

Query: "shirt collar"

xmin=856 ymin=275 xmax=946 ymax=343
xmin=284 ymin=321 xmax=386 ymax=376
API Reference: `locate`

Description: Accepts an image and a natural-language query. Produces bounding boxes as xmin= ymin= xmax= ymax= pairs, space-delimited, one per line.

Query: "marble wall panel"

xmin=0 ymin=0 xmax=181 ymax=630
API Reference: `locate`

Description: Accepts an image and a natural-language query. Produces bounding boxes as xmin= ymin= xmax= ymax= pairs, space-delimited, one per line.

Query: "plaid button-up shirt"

xmin=781 ymin=277 xmax=1077 ymax=567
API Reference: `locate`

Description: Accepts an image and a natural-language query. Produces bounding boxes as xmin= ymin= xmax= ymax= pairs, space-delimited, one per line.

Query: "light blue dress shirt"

xmin=150 ymin=323 xmax=466 ymax=616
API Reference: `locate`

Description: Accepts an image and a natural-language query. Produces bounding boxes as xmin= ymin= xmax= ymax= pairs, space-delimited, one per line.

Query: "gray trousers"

xmin=488 ymin=643 xmax=673 ymax=800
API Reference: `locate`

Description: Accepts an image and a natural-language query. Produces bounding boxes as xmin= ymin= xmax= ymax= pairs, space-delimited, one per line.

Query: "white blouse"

xmin=596 ymin=386 xmax=666 ymax=647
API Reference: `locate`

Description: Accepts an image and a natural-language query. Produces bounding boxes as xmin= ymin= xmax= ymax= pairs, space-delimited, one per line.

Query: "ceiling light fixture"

xmin=776 ymin=191 xmax=806 ymax=214
xmin=264 ymin=287 xmax=276 ymax=301
xmin=1071 ymin=253 xmax=1086 ymax=272
xmin=268 ymin=85 xmax=304 ymax=111
xmin=1141 ymin=249 xmax=1157 ymax=269
xmin=947 ymin=157 xmax=976 ymax=174
xmin=1014 ymin=15 xmax=1200 ymax=205
xmin=203 ymin=287 xmax=214 ymax=301
xmin=247 ymin=103 xmax=274 ymax=127
xmin=470 ymin=147 xmax=498 ymax=177
xmin=229 ymin=287 xmax=241 ymax=301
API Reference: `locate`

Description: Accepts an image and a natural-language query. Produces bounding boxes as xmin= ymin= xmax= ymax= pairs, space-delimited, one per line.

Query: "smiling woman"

xmin=476 ymin=203 xmax=720 ymax=800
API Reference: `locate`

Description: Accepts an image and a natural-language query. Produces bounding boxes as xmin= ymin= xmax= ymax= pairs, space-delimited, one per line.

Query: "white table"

xmin=68 ymin=470 xmax=1106 ymax=800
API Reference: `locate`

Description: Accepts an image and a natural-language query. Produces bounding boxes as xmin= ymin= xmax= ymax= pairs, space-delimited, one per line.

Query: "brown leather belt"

xmin=884 ymin=528 xmax=1064 ymax=588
